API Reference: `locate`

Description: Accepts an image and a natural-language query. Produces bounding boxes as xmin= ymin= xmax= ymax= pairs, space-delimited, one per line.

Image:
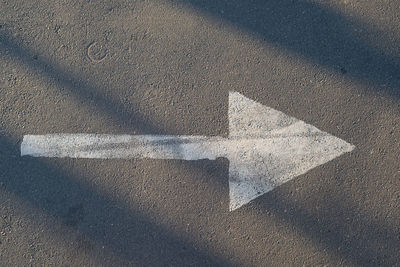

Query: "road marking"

xmin=21 ymin=92 xmax=355 ymax=211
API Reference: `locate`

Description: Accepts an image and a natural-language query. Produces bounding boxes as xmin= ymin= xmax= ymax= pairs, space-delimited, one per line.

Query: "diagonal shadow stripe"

xmin=0 ymin=29 xmax=231 ymax=264
xmin=1 ymin=4 xmax=399 ymax=264
xmin=0 ymin=134 xmax=229 ymax=265
xmin=255 ymin=184 xmax=400 ymax=266
xmin=170 ymin=0 xmax=400 ymax=99
xmin=0 ymin=29 xmax=160 ymax=135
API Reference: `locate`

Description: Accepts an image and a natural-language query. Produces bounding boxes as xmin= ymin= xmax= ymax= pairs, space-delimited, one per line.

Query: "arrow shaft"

xmin=20 ymin=92 xmax=355 ymax=211
xmin=21 ymin=134 xmax=227 ymax=160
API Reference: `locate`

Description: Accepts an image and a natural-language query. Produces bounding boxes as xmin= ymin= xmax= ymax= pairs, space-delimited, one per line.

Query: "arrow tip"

xmin=228 ymin=92 xmax=355 ymax=211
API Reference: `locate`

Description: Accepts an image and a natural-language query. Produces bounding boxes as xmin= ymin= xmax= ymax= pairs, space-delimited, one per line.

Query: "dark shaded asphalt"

xmin=0 ymin=1 xmax=399 ymax=266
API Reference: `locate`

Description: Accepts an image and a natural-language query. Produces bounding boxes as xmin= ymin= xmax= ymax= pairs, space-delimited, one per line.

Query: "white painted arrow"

xmin=21 ymin=92 xmax=355 ymax=211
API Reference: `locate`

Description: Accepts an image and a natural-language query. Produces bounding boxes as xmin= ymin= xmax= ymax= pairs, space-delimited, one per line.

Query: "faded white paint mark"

xmin=21 ymin=92 xmax=355 ymax=211
xmin=227 ymin=92 xmax=355 ymax=210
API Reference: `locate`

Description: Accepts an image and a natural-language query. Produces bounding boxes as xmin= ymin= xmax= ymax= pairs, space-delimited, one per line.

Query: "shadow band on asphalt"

xmin=171 ymin=0 xmax=400 ymax=98
xmin=1 ymin=0 xmax=399 ymax=265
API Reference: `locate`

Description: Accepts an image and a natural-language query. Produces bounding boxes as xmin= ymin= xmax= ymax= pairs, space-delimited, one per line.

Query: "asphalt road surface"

xmin=0 ymin=0 xmax=399 ymax=266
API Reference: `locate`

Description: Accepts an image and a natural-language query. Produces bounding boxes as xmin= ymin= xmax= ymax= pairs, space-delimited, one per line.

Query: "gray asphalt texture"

xmin=0 ymin=0 xmax=399 ymax=266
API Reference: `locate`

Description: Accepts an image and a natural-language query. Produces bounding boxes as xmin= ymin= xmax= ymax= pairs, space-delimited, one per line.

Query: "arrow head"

xmin=228 ymin=92 xmax=355 ymax=211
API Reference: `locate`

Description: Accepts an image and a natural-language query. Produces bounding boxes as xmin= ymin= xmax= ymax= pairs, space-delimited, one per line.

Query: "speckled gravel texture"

xmin=0 ymin=0 xmax=399 ymax=266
